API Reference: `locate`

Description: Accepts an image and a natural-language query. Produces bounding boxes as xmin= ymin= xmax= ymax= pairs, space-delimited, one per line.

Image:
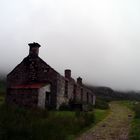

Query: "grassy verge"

xmin=0 ymin=83 xmax=109 ymax=140
xmin=0 ymin=80 xmax=6 ymax=104
xmin=0 ymin=103 xmax=109 ymax=140
xmin=119 ymin=100 xmax=140 ymax=140
xmin=0 ymin=96 xmax=4 ymax=104
xmin=119 ymin=100 xmax=135 ymax=110
xmin=75 ymin=108 xmax=109 ymax=139
xmin=94 ymin=109 xmax=109 ymax=123
xmin=130 ymin=102 xmax=140 ymax=140
xmin=130 ymin=119 xmax=140 ymax=140
xmin=0 ymin=81 xmax=6 ymax=96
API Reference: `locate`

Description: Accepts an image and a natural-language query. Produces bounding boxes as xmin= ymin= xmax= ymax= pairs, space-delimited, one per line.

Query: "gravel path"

xmin=76 ymin=102 xmax=133 ymax=140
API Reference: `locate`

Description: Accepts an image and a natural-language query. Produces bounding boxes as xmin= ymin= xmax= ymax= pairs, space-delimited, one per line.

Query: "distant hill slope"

xmin=89 ymin=86 xmax=140 ymax=101
xmin=0 ymin=73 xmax=6 ymax=80
xmin=1 ymin=73 xmax=140 ymax=101
xmin=0 ymin=76 xmax=6 ymax=95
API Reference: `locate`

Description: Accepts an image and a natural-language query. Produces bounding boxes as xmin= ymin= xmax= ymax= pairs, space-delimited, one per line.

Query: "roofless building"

xmin=6 ymin=43 xmax=96 ymax=110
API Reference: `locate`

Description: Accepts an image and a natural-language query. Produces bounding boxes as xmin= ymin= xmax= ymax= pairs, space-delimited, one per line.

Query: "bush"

xmin=59 ymin=103 xmax=71 ymax=111
xmin=87 ymin=104 xmax=94 ymax=111
xmin=95 ymin=99 xmax=109 ymax=109
xmin=0 ymin=104 xmax=95 ymax=140
xmin=130 ymin=102 xmax=140 ymax=140
xmin=130 ymin=119 xmax=140 ymax=140
xmin=75 ymin=111 xmax=95 ymax=127
xmin=133 ymin=103 xmax=140 ymax=118
xmin=0 ymin=80 xmax=6 ymax=96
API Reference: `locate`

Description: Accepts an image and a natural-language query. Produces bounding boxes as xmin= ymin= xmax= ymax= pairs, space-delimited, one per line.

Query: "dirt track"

xmin=76 ymin=102 xmax=133 ymax=140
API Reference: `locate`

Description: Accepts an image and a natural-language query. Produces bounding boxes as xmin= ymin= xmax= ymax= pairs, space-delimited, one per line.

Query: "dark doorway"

xmin=45 ymin=92 xmax=51 ymax=107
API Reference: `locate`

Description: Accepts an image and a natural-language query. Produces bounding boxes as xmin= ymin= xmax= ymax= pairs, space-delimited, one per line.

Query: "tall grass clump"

xmin=0 ymin=103 xmax=95 ymax=140
xmin=133 ymin=103 xmax=140 ymax=118
xmin=95 ymin=98 xmax=109 ymax=110
xmin=130 ymin=102 xmax=140 ymax=140
xmin=0 ymin=80 xmax=6 ymax=96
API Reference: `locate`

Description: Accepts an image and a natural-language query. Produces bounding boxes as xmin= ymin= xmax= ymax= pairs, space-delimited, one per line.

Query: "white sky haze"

xmin=1 ymin=0 xmax=140 ymax=90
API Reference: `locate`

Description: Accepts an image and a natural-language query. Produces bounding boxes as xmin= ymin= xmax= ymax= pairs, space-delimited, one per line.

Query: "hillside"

xmin=89 ymin=86 xmax=140 ymax=101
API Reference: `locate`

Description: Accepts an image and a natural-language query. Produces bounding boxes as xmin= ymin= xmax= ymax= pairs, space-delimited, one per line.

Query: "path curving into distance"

xmin=76 ymin=102 xmax=134 ymax=140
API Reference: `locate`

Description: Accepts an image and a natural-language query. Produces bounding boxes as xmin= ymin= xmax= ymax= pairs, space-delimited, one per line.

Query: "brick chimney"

xmin=77 ymin=77 xmax=82 ymax=85
xmin=65 ymin=69 xmax=71 ymax=79
xmin=28 ymin=42 xmax=41 ymax=57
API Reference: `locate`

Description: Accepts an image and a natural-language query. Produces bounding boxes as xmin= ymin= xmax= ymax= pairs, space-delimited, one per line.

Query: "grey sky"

xmin=1 ymin=0 xmax=140 ymax=90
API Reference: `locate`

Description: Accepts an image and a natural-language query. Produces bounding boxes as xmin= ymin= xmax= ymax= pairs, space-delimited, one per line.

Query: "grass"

xmin=0 ymin=83 xmax=109 ymax=140
xmin=119 ymin=100 xmax=135 ymax=110
xmin=119 ymin=100 xmax=140 ymax=140
xmin=75 ymin=108 xmax=109 ymax=139
xmin=0 ymin=103 xmax=109 ymax=140
xmin=95 ymin=98 xmax=109 ymax=110
xmin=0 ymin=81 xmax=6 ymax=96
xmin=76 ymin=102 xmax=133 ymax=140
xmin=0 ymin=80 xmax=6 ymax=105
xmin=130 ymin=102 xmax=140 ymax=140
xmin=0 ymin=104 xmax=73 ymax=140
xmin=50 ymin=111 xmax=75 ymax=117
xmin=130 ymin=119 xmax=140 ymax=140
xmin=0 ymin=96 xmax=4 ymax=104
xmin=94 ymin=109 xmax=109 ymax=123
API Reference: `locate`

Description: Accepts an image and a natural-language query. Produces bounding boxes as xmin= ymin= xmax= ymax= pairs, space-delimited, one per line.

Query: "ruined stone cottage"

xmin=6 ymin=43 xmax=96 ymax=110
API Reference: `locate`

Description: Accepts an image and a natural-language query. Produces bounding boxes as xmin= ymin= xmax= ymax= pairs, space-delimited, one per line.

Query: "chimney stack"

xmin=65 ymin=69 xmax=71 ymax=79
xmin=77 ymin=77 xmax=82 ymax=85
xmin=28 ymin=42 xmax=41 ymax=57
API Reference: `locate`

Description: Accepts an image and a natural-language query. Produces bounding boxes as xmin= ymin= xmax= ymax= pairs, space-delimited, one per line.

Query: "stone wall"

xmin=56 ymin=75 xmax=66 ymax=109
xmin=7 ymin=52 xmax=96 ymax=110
xmin=6 ymin=89 xmax=38 ymax=108
xmin=7 ymin=55 xmax=58 ymax=109
xmin=56 ymin=72 xmax=96 ymax=109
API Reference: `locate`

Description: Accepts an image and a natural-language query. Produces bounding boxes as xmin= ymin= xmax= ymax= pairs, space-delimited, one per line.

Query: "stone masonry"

xmin=6 ymin=43 xmax=96 ymax=110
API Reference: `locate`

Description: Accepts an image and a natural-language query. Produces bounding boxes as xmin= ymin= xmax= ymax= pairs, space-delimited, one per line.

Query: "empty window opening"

xmin=64 ymin=80 xmax=68 ymax=97
xmin=73 ymin=85 xmax=77 ymax=100
xmin=46 ymin=92 xmax=51 ymax=105
xmin=87 ymin=92 xmax=89 ymax=103
xmin=81 ymin=88 xmax=83 ymax=102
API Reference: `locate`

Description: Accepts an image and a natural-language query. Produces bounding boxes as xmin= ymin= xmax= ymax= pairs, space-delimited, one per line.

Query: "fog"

xmin=1 ymin=0 xmax=140 ymax=90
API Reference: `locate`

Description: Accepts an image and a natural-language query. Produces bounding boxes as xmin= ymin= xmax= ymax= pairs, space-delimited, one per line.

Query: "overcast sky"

xmin=1 ymin=0 xmax=140 ymax=90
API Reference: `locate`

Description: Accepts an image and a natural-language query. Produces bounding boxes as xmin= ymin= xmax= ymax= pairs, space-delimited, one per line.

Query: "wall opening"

xmin=45 ymin=92 xmax=51 ymax=106
xmin=64 ymin=80 xmax=68 ymax=97
xmin=73 ymin=84 xmax=77 ymax=101
xmin=81 ymin=88 xmax=83 ymax=102
xmin=38 ymin=84 xmax=51 ymax=109
xmin=87 ymin=92 xmax=89 ymax=103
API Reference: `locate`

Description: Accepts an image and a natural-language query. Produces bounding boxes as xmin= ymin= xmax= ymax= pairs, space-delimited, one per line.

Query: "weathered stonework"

xmin=6 ymin=43 xmax=96 ymax=110
xmin=6 ymin=89 xmax=38 ymax=108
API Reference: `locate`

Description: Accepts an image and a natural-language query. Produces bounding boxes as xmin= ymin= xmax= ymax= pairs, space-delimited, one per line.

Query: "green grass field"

xmin=94 ymin=109 xmax=109 ymax=123
xmin=130 ymin=102 xmax=140 ymax=140
xmin=130 ymin=119 xmax=140 ymax=140
xmin=0 ymin=81 xmax=6 ymax=94
xmin=119 ymin=101 xmax=140 ymax=140
xmin=0 ymin=102 xmax=108 ymax=140
xmin=0 ymin=82 xmax=109 ymax=140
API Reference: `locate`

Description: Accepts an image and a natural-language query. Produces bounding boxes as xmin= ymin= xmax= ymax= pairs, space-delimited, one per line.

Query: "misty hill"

xmin=89 ymin=86 xmax=140 ymax=101
xmin=1 ymin=73 xmax=140 ymax=101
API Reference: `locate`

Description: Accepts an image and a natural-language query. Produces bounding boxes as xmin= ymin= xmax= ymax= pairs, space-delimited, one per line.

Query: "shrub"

xmin=0 ymin=104 xmax=95 ymax=140
xmin=59 ymin=103 xmax=71 ymax=111
xmin=95 ymin=99 xmax=109 ymax=109
xmin=75 ymin=111 xmax=95 ymax=127
xmin=87 ymin=104 xmax=94 ymax=111
xmin=133 ymin=103 xmax=140 ymax=118
xmin=130 ymin=119 xmax=140 ymax=140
